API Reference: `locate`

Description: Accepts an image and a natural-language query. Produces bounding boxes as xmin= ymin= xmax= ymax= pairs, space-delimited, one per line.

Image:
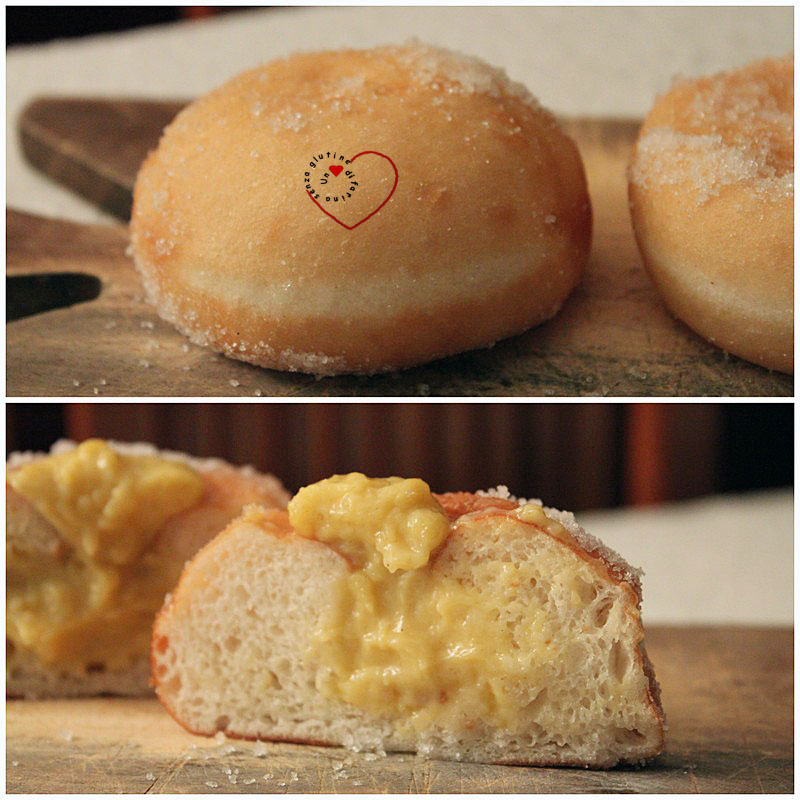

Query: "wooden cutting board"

xmin=9 ymin=98 xmax=792 ymax=397
xmin=6 ymin=627 xmax=792 ymax=793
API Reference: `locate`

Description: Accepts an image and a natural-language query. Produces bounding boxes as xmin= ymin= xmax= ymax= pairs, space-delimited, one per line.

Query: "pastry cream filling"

xmin=515 ymin=502 xmax=571 ymax=538
xmin=288 ymin=473 xmax=450 ymax=572
xmin=289 ymin=473 xmax=569 ymax=734
xmin=7 ymin=439 xmax=205 ymax=669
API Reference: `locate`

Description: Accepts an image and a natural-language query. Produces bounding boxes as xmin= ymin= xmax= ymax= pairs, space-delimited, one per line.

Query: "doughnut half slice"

xmin=152 ymin=492 xmax=665 ymax=767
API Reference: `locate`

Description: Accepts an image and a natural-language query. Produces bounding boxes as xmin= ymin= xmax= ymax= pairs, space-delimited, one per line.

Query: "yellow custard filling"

xmin=288 ymin=472 xmax=450 ymax=572
xmin=288 ymin=473 xmax=571 ymax=734
xmin=7 ymin=439 xmax=205 ymax=669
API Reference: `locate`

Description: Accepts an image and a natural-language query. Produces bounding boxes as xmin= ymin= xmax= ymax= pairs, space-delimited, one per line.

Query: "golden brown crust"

xmin=629 ymin=56 xmax=793 ymax=374
xmin=638 ymin=643 xmax=667 ymax=746
xmin=130 ymin=44 xmax=591 ymax=375
xmin=435 ymin=491 xmax=519 ymax=519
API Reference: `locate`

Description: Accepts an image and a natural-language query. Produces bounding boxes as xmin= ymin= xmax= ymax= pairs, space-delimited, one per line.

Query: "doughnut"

xmin=629 ymin=56 xmax=793 ymax=374
xmin=130 ymin=43 xmax=591 ymax=375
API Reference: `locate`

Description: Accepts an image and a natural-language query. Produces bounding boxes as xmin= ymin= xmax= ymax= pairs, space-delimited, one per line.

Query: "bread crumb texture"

xmin=152 ymin=476 xmax=664 ymax=767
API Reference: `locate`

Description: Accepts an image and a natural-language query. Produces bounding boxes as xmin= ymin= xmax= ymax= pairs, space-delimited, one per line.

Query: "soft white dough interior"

xmin=153 ymin=513 xmax=661 ymax=767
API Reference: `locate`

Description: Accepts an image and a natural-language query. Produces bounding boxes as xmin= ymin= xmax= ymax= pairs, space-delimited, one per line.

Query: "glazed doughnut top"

xmin=630 ymin=56 xmax=793 ymax=205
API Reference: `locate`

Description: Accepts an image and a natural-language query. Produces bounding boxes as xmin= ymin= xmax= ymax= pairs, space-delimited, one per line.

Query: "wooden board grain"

xmin=6 ymin=627 xmax=793 ymax=793
xmin=20 ymin=97 xmax=184 ymax=220
xmin=9 ymin=98 xmax=793 ymax=397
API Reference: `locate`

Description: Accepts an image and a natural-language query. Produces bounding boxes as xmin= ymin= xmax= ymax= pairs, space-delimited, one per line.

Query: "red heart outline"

xmin=307 ymin=150 xmax=398 ymax=230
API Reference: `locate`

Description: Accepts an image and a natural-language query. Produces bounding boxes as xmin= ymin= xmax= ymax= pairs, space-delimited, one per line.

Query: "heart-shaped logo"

xmin=307 ymin=151 xmax=398 ymax=230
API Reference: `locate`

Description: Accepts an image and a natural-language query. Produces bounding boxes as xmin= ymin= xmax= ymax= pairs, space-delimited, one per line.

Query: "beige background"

xmin=582 ymin=490 xmax=792 ymax=626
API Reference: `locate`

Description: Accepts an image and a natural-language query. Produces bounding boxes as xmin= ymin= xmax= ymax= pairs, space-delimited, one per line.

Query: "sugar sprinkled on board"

xmin=252 ymin=741 xmax=269 ymax=757
xmin=417 ymin=741 xmax=434 ymax=756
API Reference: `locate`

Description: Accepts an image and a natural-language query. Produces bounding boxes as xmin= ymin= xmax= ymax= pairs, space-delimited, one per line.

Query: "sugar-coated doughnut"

xmin=130 ymin=43 xmax=591 ymax=375
xmin=629 ymin=56 xmax=793 ymax=374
